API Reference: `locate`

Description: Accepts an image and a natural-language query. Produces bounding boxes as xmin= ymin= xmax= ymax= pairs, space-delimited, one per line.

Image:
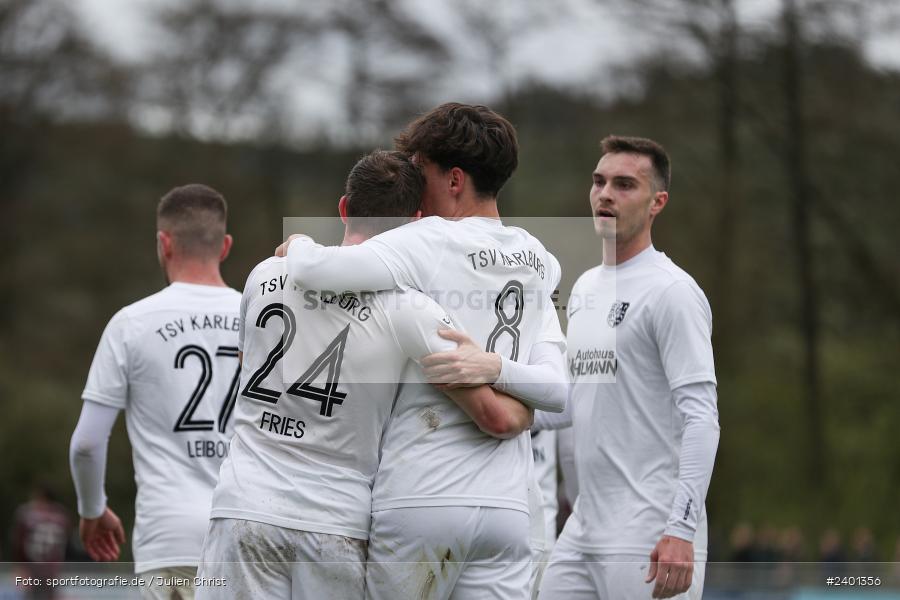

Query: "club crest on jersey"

xmin=607 ymin=302 xmax=630 ymax=327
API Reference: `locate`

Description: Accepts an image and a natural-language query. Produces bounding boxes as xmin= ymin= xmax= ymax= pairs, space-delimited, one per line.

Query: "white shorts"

xmin=140 ymin=566 xmax=197 ymax=600
xmin=538 ymin=533 xmax=705 ymax=600
xmin=196 ymin=517 xmax=367 ymax=600
xmin=366 ymin=506 xmax=532 ymax=600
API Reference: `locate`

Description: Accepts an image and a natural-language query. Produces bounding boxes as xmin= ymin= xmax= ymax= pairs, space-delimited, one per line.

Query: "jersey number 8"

xmin=486 ymin=280 xmax=524 ymax=361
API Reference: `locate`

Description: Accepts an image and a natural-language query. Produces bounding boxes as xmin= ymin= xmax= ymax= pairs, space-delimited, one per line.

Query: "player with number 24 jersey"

xmin=210 ymin=256 xmax=461 ymax=540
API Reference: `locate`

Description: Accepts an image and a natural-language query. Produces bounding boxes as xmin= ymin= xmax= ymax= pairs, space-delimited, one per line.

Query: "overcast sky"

xmin=71 ymin=0 xmax=900 ymax=140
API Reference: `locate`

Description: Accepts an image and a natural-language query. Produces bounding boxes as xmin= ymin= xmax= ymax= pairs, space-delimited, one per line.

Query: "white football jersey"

xmin=82 ymin=283 xmax=242 ymax=573
xmin=365 ymin=217 xmax=565 ymax=514
xmin=564 ymin=247 xmax=716 ymax=558
xmin=210 ymin=257 xmax=456 ymax=539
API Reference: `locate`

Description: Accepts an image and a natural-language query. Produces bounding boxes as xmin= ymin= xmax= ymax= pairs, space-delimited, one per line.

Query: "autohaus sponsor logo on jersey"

xmin=606 ymin=301 xmax=630 ymax=327
xmin=569 ymin=348 xmax=617 ymax=378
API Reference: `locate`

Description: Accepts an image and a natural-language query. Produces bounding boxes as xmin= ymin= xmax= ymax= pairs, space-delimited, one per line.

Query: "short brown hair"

xmin=157 ymin=184 xmax=227 ymax=259
xmin=345 ymin=150 xmax=424 ymax=235
xmin=600 ymin=135 xmax=671 ymax=191
xmin=395 ymin=102 xmax=518 ymax=198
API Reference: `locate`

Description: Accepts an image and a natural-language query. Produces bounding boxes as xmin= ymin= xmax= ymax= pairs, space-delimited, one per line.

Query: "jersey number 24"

xmin=241 ymin=303 xmax=349 ymax=418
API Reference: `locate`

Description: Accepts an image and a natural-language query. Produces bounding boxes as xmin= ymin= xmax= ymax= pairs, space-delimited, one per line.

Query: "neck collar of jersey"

xmin=169 ymin=281 xmax=230 ymax=293
xmin=601 ymin=244 xmax=656 ymax=272
xmin=448 ymin=216 xmax=503 ymax=227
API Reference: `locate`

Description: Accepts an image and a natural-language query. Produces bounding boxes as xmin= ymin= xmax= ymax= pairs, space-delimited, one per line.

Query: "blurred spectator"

xmin=851 ymin=526 xmax=876 ymax=562
xmin=819 ymin=528 xmax=846 ymax=562
xmin=773 ymin=526 xmax=807 ymax=588
xmin=779 ymin=526 xmax=806 ymax=562
xmin=819 ymin=528 xmax=847 ymax=579
xmin=729 ymin=522 xmax=758 ymax=562
xmin=10 ymin=483 xmax=71 ymax=599
xmin=755 ymin=524 xmax=783 ymax=563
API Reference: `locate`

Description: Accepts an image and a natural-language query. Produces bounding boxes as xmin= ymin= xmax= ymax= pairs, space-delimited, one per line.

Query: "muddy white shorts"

xmin=195 ymin=517 xmax=367 ymax=600
xmin=365 ymin=506 xmax=532 ymax=600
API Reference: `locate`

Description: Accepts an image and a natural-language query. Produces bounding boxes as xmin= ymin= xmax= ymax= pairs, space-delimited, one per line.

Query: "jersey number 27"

xmin=172 ymin=345 xmax=240 ymax=433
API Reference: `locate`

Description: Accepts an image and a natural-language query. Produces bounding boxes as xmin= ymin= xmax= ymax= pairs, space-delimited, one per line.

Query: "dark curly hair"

xmin=395 ymin=103 xmax=518 ymax=199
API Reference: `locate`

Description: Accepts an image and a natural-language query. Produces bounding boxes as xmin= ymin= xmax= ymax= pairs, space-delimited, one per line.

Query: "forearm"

xmin=69 ymin=401 xmax=119 ymax=518
xmin=444 ymin=386 xmax=533 ymax=439
xmin=286 ymin=236 xmax=396 ymax=292
xmin=493 ymin=342 xmax=568 ymax=413
xmin=665 ymin=382 xmax=720 ymax=542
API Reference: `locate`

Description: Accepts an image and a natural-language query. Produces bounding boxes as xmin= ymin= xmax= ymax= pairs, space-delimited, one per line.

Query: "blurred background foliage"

xmin=1 ymin=0 xmax=899 ymax=562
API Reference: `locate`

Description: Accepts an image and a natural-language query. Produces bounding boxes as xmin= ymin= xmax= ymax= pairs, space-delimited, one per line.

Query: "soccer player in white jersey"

xmin=197 ymin=150 xmax=533 ymax=600
xmin=277 ymin=103 xmax=569 ymax=599
xmin=539 ymin=136 xmax=720 ymax=600
xmin=69 ymin=184 xmax=240 ymax=600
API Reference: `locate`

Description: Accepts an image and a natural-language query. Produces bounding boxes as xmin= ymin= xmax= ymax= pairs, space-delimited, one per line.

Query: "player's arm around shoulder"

xmin=384 ymin=290 xmax=532 ymax=439
xmin=279 ymin=221 xmax=417 ymax=292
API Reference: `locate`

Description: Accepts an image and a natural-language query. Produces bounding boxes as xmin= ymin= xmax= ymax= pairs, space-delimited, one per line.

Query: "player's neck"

xmin=453 ymin=196 xmax=500 ymax=219
xmin=165 ymin=261 xmax=227 ymax=287
xmin=603 ymin=234 xmax=652 ymax=266
xmin=341 ymin=231 xmax=368 ymax=246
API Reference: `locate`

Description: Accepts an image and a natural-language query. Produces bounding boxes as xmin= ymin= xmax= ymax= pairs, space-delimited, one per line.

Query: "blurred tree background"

xmin=1 ymin=0 xmax=899 ymax=562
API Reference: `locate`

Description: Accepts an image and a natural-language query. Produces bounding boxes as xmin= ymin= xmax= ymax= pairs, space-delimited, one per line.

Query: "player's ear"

xmin=219 ymin=234 xmax=233 ymax=262
xmin=157 ymin=230 xmax=174 ymax=258
xmin=410 ymin=209 xmax=423 ymax=222
xmin=650 ymin=190 xmax=668 ymax=217
xmin=448 ymin=167 xmax=465 ymax=198
xmin=338 ymin=195 xmax=349 ymax=224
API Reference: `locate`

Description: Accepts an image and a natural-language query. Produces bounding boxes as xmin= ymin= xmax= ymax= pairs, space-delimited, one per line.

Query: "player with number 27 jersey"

xmin=81 ymin=282 xmax=241 ymax=573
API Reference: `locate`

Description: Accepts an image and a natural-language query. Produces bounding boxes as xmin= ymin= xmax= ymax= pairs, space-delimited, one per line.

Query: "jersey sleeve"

xmin=651 ymin=279 xmax=717 ymax=390
xmin=494 ymin=342 xmax=568 ymax=413
xmin=363 ymin=218 xmax=447 ymax=292
xmin=383 ymin=291 xmax=458 ymax=361
xmin=664 ymin=381 xmax=720 ymax=541
xmin=69 ymin=400 xmax=121 ymax=518
xmin=82 ymin=310 xmax=130 ymax=409
xmin=287 ymin=237 xmax=397 ymax=292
